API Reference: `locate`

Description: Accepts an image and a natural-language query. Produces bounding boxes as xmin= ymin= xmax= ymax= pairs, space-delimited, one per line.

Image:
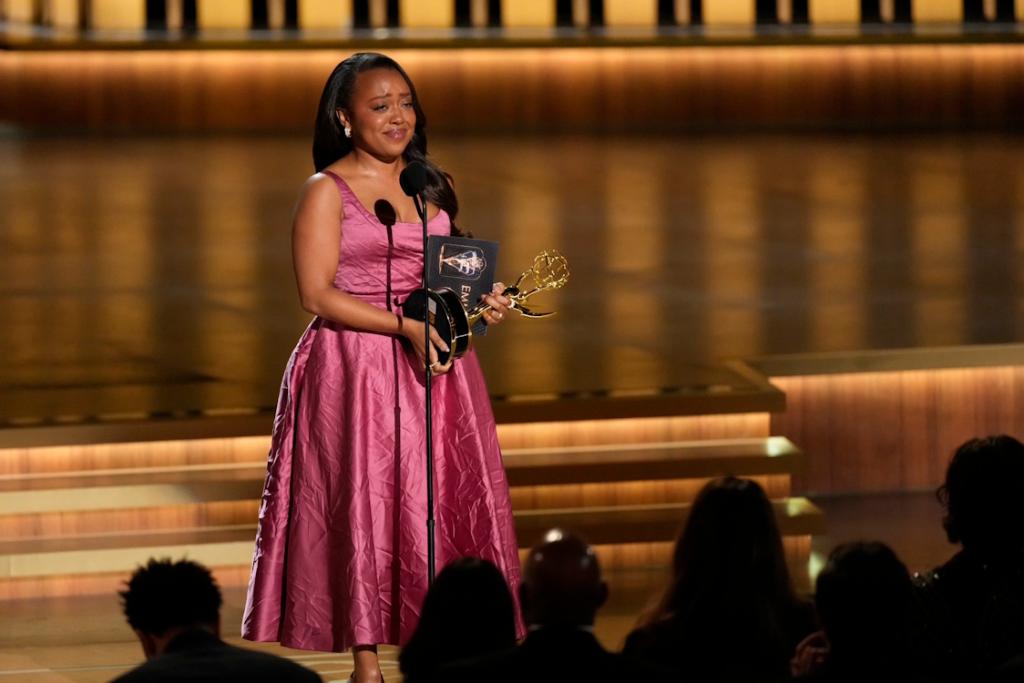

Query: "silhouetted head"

xmin=399 ymin=557 xmax=516 ymax=682
xmin=520 ymin=529 xmax=608 ymax=628
xmin=660 ymin=477 xmax=795 ymax=618
xmin=815 ymin=542 xmax=913 ymax=666
xmin=938 ymin=435 xmax=1024 ymax=557
xmin=119 ymin=558 xmax=222 ymax=659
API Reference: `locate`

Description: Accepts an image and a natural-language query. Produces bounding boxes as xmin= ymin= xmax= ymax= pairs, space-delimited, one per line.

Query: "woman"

xmin=241 ymin=53 xmax=524 ymax=682
xmin=913 ymin=435 xmax=1024 ymax=681
xmin=623 ymin=476 xmax=815 ymax=682
xmin=398 ymin=557 xmax=518 ymax=683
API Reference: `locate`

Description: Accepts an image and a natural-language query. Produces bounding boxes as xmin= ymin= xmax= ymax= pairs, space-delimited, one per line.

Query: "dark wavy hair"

xmin=938 ymin=434 xmax=1024 ymax=555
xmin=399 ymin=557 xmax=516 ymax=683
xmin=119 ymin=558 xmax=222 ymax=635
xmin=312 ymin=52 xmax=460 ymax=233
xmin=649 ymin=477 xmax=799 ymax=622
xmin=637 ymin=477 xmax=809 ymax=677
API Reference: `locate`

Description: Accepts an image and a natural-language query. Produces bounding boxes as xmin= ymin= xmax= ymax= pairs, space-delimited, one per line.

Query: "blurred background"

xmin=1 ymin=2 xmax=1023 ymax=681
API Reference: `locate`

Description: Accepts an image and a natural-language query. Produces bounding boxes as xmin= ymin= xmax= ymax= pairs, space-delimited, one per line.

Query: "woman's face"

xmin=340 ymin=68 xmax=416 ymax=161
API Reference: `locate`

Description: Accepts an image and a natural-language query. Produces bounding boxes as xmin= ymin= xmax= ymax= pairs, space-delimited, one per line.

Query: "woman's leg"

xmin=352 ymin=644 xmax=382 ymax=682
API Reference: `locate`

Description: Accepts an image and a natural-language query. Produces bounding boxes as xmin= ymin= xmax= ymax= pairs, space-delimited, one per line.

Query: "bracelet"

xmin=395 ymin=312 xmax=403 ymax=333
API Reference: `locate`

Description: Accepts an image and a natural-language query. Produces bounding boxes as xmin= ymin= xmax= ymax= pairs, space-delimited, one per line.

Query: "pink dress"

xmin=241 ymin=171 xmax=524 ymax=652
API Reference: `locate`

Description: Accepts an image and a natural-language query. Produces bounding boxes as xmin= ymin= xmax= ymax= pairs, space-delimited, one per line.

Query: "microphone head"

xmin=399 ymin=161 xmax=428 ymax=197
xmin=373 ymin=199 xmax=397 ymax=228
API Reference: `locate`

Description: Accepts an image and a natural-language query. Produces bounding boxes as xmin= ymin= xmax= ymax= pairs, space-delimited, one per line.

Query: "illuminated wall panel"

xmin=300 ymin=0 xmax=352 ymax=28
xmin=704 ymin=0 xmax=755 ymax=24
xmin=51 ymin=0 xmax=80 ymax=28
xmin=198 ymin=0 xmax=249 ymax=29
xmin=605 ymin=0 xmax=658 ymax=25
xmin=5 ymin=0 xmax=34 ymax=22
xmin=503 ymin=0 xmax=556 ymax=26
xmin=400 ymin=0 xmax=454 ymax=27
xmin=809 ymin=0 xmax=860 ymax=23
xmin=91 ymin=0 xmax=145 ymax=29
xmin=915 ymin=0 xmax=962 ymax=21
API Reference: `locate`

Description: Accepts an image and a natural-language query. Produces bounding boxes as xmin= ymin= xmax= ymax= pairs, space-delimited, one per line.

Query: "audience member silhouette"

xmin=914 ymin=435 xmax=1024 ymax=681
xmin=113 ymin=558 xmax=319 ymax=682
xmin=622 ymin=476 xmax=816 ymax=683
xmin=436 ymin=529 xmax=668 ymax=683
xmin=793 ymin=541 xmax=928 ymax=682
xmin=399 ymin=557 xmax=517 ymax=683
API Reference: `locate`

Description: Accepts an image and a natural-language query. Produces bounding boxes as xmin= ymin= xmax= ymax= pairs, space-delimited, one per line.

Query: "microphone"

xmin=399 ymin=161 xmax=428 ymax=198
xmin=373 ymin=199 xmax=397 ymax=228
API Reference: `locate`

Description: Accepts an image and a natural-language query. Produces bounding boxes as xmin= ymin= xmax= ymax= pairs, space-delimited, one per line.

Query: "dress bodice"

xmin=323 ymin=171 xmax=451 ymax=305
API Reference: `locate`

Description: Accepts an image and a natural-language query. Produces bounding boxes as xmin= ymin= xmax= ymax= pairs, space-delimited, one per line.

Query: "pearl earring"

xmin=344 ymin=126 xmax=352 ymax=139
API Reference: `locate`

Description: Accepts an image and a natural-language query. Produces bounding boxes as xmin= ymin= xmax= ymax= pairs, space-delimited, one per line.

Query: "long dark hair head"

xmin=639 ymin=477 xmax=805 ymax=674
xmin=312 ymin=52 xmax=460 ymax=230
xmin=399 ymin=557 xmax=517 ymax=683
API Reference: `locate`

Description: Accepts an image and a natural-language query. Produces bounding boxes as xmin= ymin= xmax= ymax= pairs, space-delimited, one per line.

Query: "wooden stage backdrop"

xmin=2 ymin=43 xmax=1024 ymax=132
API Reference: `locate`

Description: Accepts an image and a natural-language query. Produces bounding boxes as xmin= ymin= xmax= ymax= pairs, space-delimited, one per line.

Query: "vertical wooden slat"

xmin=914 ymin=0 xmax=961 ymax=21
xmin=368 ymin=0 xmax=386 ymax=26
xmin=399 ymin=0 xmax=453 ymax=27
xmin=704 ymin=0 xmax=754 ymax=24
xmin=502 ymin=0 xmax=555 ymax=26
xmin=91 ymin=0 xmax=145 ymax=28
xmin=605 ymin=0 xmax=656 ymax=25
xmin=51 ymin=0 xmax=79 ymax=27
xmin=197 ymin=0 xmax=248 ymax=29
xmin=6 ymin=0 xmax=37 ymax=22
xmin=299 ymin=0 xmax=351 ymax=29
xmin=810 ymin=0 xmax=860 ymax=23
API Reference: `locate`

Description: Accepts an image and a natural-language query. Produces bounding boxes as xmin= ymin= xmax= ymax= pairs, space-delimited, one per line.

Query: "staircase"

xmin=0 ymin=410 xmax=823 ymax=600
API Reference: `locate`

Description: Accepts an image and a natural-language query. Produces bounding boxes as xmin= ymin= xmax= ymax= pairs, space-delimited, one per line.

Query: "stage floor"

xmin=2 ymin=131 xmax=1023 ymax=424
xmin=0 ymin=491 xmax=953 ymax=682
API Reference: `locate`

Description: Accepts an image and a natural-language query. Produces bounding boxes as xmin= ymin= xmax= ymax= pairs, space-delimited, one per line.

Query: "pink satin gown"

xmin=241 ymin=170 xmax=524 ymax=652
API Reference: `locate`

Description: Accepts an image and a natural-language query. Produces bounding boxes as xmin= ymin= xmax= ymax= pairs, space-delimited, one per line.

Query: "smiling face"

xmin=338 ymin=67 xmax=416 ymax=162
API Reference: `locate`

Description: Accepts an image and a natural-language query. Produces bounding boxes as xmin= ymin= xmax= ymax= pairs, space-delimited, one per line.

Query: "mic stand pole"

xmin=413 ymin=193 xmax=436 ymax=586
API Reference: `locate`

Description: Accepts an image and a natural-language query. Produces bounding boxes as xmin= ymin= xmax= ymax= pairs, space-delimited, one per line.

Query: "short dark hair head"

xmin=815 ymin=542 xmax=912 ymax=662
xmin=522 ymin=529 xmax=605 ymax=627
xmin=938 ymin=435 xmax=1024 ymax=555
xmin=119 ymin=558 xmax=222 ymax=635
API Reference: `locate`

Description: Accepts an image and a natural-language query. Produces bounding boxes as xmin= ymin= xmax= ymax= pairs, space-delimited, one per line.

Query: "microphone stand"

xmin=411 ymin=191 xmax=437 ymax=586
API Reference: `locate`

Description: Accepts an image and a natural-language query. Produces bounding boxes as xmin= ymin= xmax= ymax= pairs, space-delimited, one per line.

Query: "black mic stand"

xmin=399 ymin=160 xmax=436 ymax=587
xmin=411 ymin=191 xmax=437 ymax=586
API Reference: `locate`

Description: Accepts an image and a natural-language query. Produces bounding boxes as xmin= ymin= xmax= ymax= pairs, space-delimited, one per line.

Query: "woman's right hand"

xmin=400 ymin=317 xmax=453 ymax=375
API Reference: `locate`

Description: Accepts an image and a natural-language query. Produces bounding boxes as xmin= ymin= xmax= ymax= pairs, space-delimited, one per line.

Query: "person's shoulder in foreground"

xmin=111 ymin=628 xmax=320 ymax=682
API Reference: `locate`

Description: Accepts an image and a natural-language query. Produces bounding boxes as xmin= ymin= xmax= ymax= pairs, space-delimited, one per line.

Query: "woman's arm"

xmin=291 ymin=174 xmax=451 ymax=370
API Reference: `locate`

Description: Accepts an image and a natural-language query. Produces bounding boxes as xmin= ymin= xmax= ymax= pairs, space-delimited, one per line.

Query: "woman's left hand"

xmin=481 ymin=282 xmax=512 ymax=327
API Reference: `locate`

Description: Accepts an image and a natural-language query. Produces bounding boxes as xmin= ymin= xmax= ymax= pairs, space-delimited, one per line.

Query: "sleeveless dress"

xmin=241 ymin=171 xmax=524 ymax=652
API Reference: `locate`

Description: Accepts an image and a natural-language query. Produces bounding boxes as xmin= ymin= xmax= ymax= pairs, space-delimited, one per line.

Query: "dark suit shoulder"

xmin=111 ymin=641 xmax=320 ymax=683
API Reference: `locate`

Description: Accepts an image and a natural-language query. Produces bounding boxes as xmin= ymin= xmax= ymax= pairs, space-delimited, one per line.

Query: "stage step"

xmin=0 ymin=422 xmax=822 ymax=599
xmin=0 ymin=498 xmax=823 ymax=585
xmin=0 ymin=438 xmax=800 ymax=515
xmin=504 ymin=437 xmax=800 ymax=486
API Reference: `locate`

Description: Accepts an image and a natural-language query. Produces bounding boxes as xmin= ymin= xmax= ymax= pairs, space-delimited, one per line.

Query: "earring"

xmin=344 ymin=126 xmax=352 ymax=139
